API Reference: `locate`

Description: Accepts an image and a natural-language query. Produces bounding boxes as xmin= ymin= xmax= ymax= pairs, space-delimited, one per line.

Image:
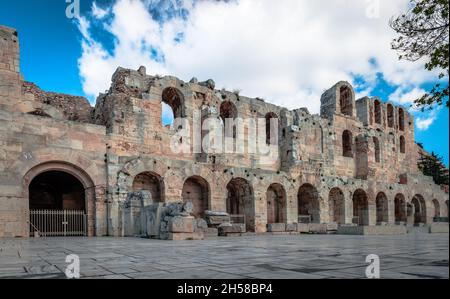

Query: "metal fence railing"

xmin=29 ymin=210 xmax=87 ymax=237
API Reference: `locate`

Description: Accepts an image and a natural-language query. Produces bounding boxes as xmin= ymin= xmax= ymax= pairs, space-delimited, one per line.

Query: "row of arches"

xmin=26 ymin=163 xmax=447 ymax=237
xmin=374 ymin=100 xmax=405 ymax=131
xmin=131 ymin=171 xmax=447 ymax=230
xmin=162 ymin=87 xmax=279 ymax=146
xmin=342 ymin=131 xmax=406 ymax=159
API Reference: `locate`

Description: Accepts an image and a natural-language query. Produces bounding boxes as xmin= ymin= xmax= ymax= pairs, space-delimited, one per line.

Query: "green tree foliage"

xmin=418 ymin=150 xmax=449 ymax=185
xmin=390 ymin=0 xmax=449 ymax=110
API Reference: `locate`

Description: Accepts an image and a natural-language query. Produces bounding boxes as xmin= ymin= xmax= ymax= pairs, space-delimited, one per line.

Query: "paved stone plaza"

xmin=0 ymin=234 xmax=448 ymax=279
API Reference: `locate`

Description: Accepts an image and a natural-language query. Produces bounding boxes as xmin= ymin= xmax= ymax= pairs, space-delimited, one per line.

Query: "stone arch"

xmin=342 ymin=130 xmax=353 ymax=158
xmin=400 ymin=136 xmax=406 ymax=154
xmin=394 ymin=194 xmax=407 ymax=223
xmin=373 ymin=136 xmax=381 ymax=163
xmin=265 ymin=112 xmax=279 ymax=145
xmin=329 ymin=187 xmax=345 ymax=224
xmin=23 ymin=161 xmax=96 ymax=237
xmin=220 ymin=101 xmax=238 ymax=139
xmin=298 ymin=183 xmax=320 ymax=223
xmin=162 ymin=87 xmax=183 ymax=118
xmin=432 ymin=199 xmax=440 ymax=220
xmin=266 ymin=183 xmax=287 ymax=224
xmin=411 ymin=194 xmax=426 ymax=224
xmin=374 ymin=100 xmax=382 ymax=125
xmin=398 ymin=108 xmax=405 ymax=131
xmin=387 ymin=104 xmax=394 ymax=128
xmin=182 ymin=176 xmax=210 ymax=219
xmin=339 ymin=85 xmax=353 ymax=116
xmin=132 ymin=172 xmax=164 ymax=204
xmin=226 ymin=177 xmax=255 ymax=232
xmin=376 ymin=192 xmax=389 ymax=224
xmin=352 ymin=189 xmax=369 ymax=226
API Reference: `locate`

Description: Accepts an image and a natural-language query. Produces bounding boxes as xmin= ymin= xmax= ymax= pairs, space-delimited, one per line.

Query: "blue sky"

xmin=0 ymin=0 xmax=448 ymax=165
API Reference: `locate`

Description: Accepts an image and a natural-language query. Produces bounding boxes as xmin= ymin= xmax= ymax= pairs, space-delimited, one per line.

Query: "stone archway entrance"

xmin=24 ymin=162 xmax=96 ymax=237
xmin=266 ymin=183 xmax=287 ymax=224
xmin=298 ymin=184 xmax=320 ymax=223
xmin=352 ymin=189 xmax=369 ymax=226
xmin=226 ymin=178 xmax=255 ymax=232
xmin=182 ymin=176 xmax=210 ymax=219
xmin=411 ymin=195 xmax=426 ymax=225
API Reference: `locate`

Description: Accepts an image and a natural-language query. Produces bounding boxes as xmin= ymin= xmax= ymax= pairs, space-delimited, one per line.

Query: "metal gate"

xmin=29 ymin=210 xmax=87 ymax=237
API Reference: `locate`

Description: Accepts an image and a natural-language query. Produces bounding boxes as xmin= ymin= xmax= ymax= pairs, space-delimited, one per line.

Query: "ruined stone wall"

xmin=0 ymin=25 xmax=448 ymax=238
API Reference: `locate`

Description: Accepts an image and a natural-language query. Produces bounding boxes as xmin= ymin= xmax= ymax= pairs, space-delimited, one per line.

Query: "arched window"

xmin=387 ymin=104 xmax=394 ymax=128
xmin=342 ymin=130 xmax=353 ymax=158
xmin=373 ymin=137 xmax=381 ymax=163
xmin=265 ymin=112 xmax=278 ymax=145
xmin=374 ymin=100 xmax=382 ymax=125
xmin=220 ymin=101 xmax=238 ymax=139
xmin=162 ymin=87 xmax=183 ymax=127
xmin=400 ymin=136 xmax=406 ymax=154
xmin=340 ymin=86 xmax=353 ymax=116
xmin=398 ymin=108 xmax=405 ymax=131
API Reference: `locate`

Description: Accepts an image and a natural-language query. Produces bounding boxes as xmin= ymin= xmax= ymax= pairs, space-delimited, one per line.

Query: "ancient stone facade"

xmin=0 ymin=25 xmax=448 ymax=238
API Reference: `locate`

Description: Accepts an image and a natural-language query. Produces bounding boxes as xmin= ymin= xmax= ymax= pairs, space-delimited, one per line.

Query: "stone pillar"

xmin=368 ymin=203 xmax=377 ymax=226
xmin=344 ymin=195 xmax=353 ymax=224
xmin=388 ymin=199 xmax=396 ymax=224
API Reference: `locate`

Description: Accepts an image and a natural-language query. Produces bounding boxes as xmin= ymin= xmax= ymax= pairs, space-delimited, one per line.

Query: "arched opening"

xmin=376 ymin=192 xmax=389 ymax=224
xmin=412 ymin=195 xmax=426 ymax=224
xmin=329 ymin=187 xmax=345 ymax=224
xmin=182 ymin=176 xmax=210 ymax=219
xmin=432 ymin=199 xmax=440 ymax=221
xmin=352 ymin=189 xmax=369 ymax=226
xmin=132 ymin=172 xmax=164 ymax=204
xmin=29 ymin=171 xmax=85 ymax=211
xmin=373 ymin=137 xmax=381 ymax=163
xmin=374 ymin=100 xmax=382 ymax=125
xmin=394 ymin=194 xmax=407 ymax=223
xmin=399 ymin=136 xmax=406 ymax=154
xmin=26 ymin=162 xmax=95 ymax=237
xmin=387 ymin=104 xmax=394 ymax=128
xmin=340 ymin=86 xmax=353 ymax=116
xmin=398 ymin=108 xmax=405 ymax=131
xmin=265 ymin=112 xmax=279 ymax=145
xmin=298 ymin=184 xmax=320 ymax=223
xmin=266 ymin=183 xmax=287 ymax=224
xmin=342 ymin=130 xmax=353 ymax=158
xmin=220 ymin=101 xmax=238 ymax=139
xmin=226 ymin=178 xmax=255 ymax=232
xmin=162 ymin=87 xmax=183 ymax=127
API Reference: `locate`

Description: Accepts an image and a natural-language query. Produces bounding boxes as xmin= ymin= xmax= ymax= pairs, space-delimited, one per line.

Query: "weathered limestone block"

xmin=168 ymin=216 xmax=195 ymax=233
xmin=429 ymin=223 xmax=449 ymax=234
xmin=205 ymin=211 xmax=231 ymax=227
xmin=286 ymin=223 xmax=298 ymax=232
xmin=267 ymin=223 xmax=286 ymax=232
xmin=309 ymin=224 xmax=328 ymax=234
xmin=326 ymin=223 xmax=338 ymax=232
xmin=167 ymin=232 xmax=204 ymax=241
xmin=218 ymin=223 xmax=245 ymax=236
xmin=297 ymin=223 xmax=310 ymax=233
xmin=144 ymin=203 xmax=164 ymax=238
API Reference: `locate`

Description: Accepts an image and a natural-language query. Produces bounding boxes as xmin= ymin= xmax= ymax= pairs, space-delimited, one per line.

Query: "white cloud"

xmin=388 ymin=86 xmax=426 ymax=105
xmin=77 ymin=0 xmax=437 ymax=114
xmin=416 ymin=113 xmax=437 ymax=131
xmin=92 ymin=2 xmax=110 ymax=19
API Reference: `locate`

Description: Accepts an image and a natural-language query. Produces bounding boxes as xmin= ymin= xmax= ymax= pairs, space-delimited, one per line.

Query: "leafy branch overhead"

xmin=390 ymin=0 xmax=449 ymax=110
